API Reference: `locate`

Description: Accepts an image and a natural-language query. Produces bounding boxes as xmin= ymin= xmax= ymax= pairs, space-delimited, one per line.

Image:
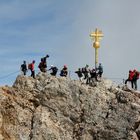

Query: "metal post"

xmin=95 ymin=48 xmax=98 ymax=69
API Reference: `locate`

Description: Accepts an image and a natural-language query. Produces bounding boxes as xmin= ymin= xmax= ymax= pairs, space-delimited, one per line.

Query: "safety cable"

xmin=0 ymin=70 xmax=20 ymax=80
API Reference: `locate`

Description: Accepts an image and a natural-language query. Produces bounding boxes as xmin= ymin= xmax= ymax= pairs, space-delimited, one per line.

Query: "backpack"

xmin=53 ymin=67 xmax=58 ymax=72
xmin=28 ymin=63 xmax=32 ymax=70
xmin=133 ymin=71 xmax=140 ymax=80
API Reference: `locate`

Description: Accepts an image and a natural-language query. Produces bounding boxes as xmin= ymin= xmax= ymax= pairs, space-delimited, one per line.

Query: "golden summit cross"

xmin=90 ymin=28 xmax=104 ymax=69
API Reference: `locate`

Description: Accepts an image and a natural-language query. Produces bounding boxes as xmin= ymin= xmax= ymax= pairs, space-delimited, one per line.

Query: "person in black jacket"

xmin=38 ymin=58 xmax=46 ymax=72
xmin=49 ymin=65 xmax=58 ymax=76
xmin=20 ymin=61 xmax=27 ymax=75
xmin=60 ymin=65 xmax=68 ymax=77
xmin=75 ymin=68 xmax=83 ymax=81
xmin=97 ymin=63 xmax=103 ymax=78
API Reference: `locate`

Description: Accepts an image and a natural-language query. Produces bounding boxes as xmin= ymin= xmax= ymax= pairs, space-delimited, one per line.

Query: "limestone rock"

xmin=0 ymin=73 xmax=140 ymax=140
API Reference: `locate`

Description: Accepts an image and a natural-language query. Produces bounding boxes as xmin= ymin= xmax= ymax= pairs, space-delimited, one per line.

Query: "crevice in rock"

xmin=28 ymin=101 xmax=40 ymax=140
xmin=73 ymin=110 xmax=85 ymax=140
xmin=29 ymin=112 xmax=35 ymax=140
xmin=136 ymin=131 xmax=140 ymax=140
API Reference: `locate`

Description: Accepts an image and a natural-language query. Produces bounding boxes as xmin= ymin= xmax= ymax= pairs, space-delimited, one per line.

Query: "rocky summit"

xmin=0 ymin=73 xmax=140 ymax=140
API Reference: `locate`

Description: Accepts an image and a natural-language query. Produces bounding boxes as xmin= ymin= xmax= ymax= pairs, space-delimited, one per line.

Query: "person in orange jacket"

xmin=28 ymin=60 xmax=35 ymax=79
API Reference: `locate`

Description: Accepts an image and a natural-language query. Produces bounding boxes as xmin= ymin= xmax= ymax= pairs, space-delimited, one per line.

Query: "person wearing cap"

xmin=49 ymin=65 xmax=58 ymax=76
xmin=60 ymin=65 xmax=68 ymax=77
xmin=20 ymin=60 xmax=27 ymax=75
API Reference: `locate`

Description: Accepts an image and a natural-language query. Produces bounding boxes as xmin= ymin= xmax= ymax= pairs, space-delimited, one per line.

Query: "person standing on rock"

xmin=125 ymin=70 xmax=134 ymax=89
xmin=38 ymin=58 xmax=46 ymax=72
xmin=20 ymin=61 xmax=27 ymax=75
xmin=41 ymin=54 xmax=49 ymax=71
xmin=132 ymin=69 xmax=140 ymax=90
xmin=81 ymin=64 xmax=90 ymax=84
xmin=90 ymin=68 xmax=98 ymax=82
xmin=75 ymin=68 xmax=83 ymax=82
xmin=28 ymin=60 xmax=35 ymax=79
xmin=97 ymin=63 xmax=103 ymax=78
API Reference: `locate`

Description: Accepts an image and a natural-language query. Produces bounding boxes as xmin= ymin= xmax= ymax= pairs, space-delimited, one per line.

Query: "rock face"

xmin=0 ymin=73 xmax=140 ymax=140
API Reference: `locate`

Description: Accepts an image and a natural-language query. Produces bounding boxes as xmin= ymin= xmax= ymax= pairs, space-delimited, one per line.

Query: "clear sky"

xmin=0 ymin=0 xmax=140 ymax=86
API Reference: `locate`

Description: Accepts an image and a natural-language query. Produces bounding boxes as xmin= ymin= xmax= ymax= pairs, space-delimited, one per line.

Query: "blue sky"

xmin=0 ymin=0 xmax=140 ymax=86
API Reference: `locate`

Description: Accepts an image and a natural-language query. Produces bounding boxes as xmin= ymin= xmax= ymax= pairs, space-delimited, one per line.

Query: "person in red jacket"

xmin=125 ymin=70 xmax=134 ymax=88
xmin=28 ymin=60 xmax=35 ymax=79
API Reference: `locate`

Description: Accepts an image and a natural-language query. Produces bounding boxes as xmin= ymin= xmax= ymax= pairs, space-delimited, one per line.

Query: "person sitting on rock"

xmin=60 ymin=65 xmax=68 ymax=77
xmin=49 ymin=65 xmax=58 ymax=76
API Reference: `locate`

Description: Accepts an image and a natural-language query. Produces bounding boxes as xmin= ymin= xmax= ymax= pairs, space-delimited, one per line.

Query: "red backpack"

xmin=28 ymin=63 xmax=32 ymax=70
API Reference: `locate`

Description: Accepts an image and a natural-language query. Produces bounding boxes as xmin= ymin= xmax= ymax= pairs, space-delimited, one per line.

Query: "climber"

xmin=28 ymin=60 xmax=35 ymax=79
xmin=82 ymin=65 xmax=90 ymax=84
xmin=20 ymin=61 xmax=27 ymax=75
xmin=60 ymin=65 xmax=68 ymax=77
xmin=38 ymin=58 xmax=46 ymax=72
xmin=125 ymin=70 xmax=134 ymax=89
xmin=41 ymin=54 xmax=49 ymax=69
xmin=132 ymin=69 xmax=140 ymax=90
xmin=90 ymin=68 xmax=98 ymax=83
xmin=82 ymin=65 xmax=89 ymax=80
xmin=49 ymin=65 xmax=58 ymax=76
xmin=75 ymin=68 xmax=83 ymax=81
xmin=97 ymin=63 xmax=103 ymax=78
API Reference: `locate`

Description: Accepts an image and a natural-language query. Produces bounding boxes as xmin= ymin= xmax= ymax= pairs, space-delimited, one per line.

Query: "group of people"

xmin=75 ymin=63 xmax=103 ymax=84
xmin=125 ymin=69 xmax=140 ymax=90
xmin=20 ymin=54 xmax=68 ymax=79
xmin=21 ymin=54 xmax=140 ymax=90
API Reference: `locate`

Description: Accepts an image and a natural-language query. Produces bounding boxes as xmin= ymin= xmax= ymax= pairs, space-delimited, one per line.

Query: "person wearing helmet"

xmin=60 ymin=65 xmax=68 ymax=77
xmin=49 ymin=65 xmax=58 ymax=76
